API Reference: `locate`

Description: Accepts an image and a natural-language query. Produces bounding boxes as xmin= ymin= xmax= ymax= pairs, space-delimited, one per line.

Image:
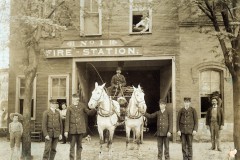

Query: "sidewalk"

xmin=0 ymin=134 xmax=234 ymax=160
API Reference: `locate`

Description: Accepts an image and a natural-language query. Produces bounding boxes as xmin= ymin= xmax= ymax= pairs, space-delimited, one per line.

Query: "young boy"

xmin=177 ymin=97 xmax=198 ymax=160
xmin=144 ymin=99 xmax=172 ymax=160
xmin=9 ymin=112 xmax=23 ymax=160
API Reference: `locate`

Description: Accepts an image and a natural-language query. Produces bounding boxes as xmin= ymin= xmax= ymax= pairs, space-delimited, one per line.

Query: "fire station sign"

xmin=44 ymin=46 xmax=143 ymax=58
xmin=44 ymin=39 xmax=143 ymax=58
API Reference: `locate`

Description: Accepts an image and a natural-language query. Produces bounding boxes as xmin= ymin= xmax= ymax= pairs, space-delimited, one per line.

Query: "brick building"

xmin=8 ymin=0 xmax=233 ymax=140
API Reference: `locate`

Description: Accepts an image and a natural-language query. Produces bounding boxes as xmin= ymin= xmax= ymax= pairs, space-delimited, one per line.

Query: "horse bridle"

xmin=133 ymin=90 xmax=146 ymax=107
xmin=91 ymin=88 xmax=104 ymax=103
xmin=127 ymin=90 xmax=146 ymax=119
xmin=91 ymin=88 xmax=115 ymax=117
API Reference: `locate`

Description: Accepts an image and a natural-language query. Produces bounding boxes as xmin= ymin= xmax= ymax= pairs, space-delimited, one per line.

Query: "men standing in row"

xmin=64 ymin=93 xmax=96 ymax=160
xmin=42 ymin=99 xmax=62 ymax=160
xmin=177 ymin=97 xmax=198 ymax=160
xmin=206 ymin=97 xmax=224 ymax=151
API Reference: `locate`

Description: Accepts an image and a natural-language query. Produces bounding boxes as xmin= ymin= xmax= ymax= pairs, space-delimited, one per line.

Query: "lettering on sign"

xmin=61 ymin=39 xmax=124 ymax=48
xmin=44 ymin=47 xmax=142 ymax=58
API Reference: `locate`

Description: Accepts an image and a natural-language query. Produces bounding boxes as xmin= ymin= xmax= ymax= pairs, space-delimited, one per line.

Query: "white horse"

xmin=125 ymin=85 xmax=147 ymax=157
xmin=88 ymin=82 xmax=120 ymax=158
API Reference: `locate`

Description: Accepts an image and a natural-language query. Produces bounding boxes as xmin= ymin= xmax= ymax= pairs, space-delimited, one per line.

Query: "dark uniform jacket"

xmin=65 ymin=103 xmax=96 ymax=134
xmin=177 ymin=107 xmax=198 ymax=134
xmin=42 ymin=109 xmax=63 ymax=138
xmin=111 ymin=74 xmax=126 ymax=87
xmin=206 ymin=106 xmax=224 ymax=126
xmin=145 ymin=110 xmax=173 ymax=136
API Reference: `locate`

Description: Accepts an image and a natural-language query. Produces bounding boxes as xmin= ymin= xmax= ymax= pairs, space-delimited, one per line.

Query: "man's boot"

xmin=217 ymin=139 xmax=222 ymax=151
xmin=210 ymin=140 xmax=215 ymax=150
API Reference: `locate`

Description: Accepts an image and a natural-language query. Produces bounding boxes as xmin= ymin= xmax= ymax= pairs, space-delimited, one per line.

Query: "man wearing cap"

xmin=64 ymin=93 xmax=96 ymax=160
xmin=108 ymin=67 xmax=126 ymax=96
xmin=177 ymin=97 xmax=198 ymax=160
xmin=206 ymin=97 xmax=224 ymax=151
xmin=42 ymin=99 xmax=63 ymax=160
xmin=144 ymin=99 xmax=172 ymax=160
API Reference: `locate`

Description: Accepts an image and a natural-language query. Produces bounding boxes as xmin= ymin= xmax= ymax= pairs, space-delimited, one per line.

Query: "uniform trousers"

xmin=181 ymin=134 xmax=193 ymax=160
xmin=42 ymin=137 xmax=59 ymax=160
xmin=157 ymin=136 xmax=170 ymax=160
xmin=210 ymin=121 xmax=221 ymax=149
xmin=69 ymin=134 xmax=84 ymax=160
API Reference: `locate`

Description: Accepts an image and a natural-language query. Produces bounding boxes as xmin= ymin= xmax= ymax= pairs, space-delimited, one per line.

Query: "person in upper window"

xmin=133 ymin=14 xmax=150 ymax=33
xmin=108 ymin=67 xmax=126 ymax=96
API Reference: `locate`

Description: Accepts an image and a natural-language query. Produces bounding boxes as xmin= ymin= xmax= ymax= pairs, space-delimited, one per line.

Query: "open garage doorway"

xmin=76 ymin=59 xmax=173 ymax=133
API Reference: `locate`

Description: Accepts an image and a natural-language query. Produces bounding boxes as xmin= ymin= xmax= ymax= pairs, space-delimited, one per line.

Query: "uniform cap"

xmin=159 ymin=99 xmax=167 ymax=104
xmin=184 ymin=97 xmax=191 ymax=101
xmin=49 ymin=99 xmax=58 ymax=104
xmin=116 ymin=67 xmax=122 ymax=71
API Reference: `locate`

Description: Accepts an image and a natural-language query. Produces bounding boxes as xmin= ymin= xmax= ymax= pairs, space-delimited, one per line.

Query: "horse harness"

xmin=126 ymin=90 xmax=146 ymax=119
xmin=92 ymin=88 xmax=119 ymax=118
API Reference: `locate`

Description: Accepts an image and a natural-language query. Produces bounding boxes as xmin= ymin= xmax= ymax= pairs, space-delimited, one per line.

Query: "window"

xmin=80 ymin=0 xmax=102 ymax=36
xmin=200 ymin=70 xmax=222 ymax=118
xmin=16 ymin=76 xmax=36 ymax=120
xmin=130 ymin=0 xmax=152 ymax=34
xmin=200 ymin=70 xmax=220 ymax=95
xmin=48 ymin=75 xmax=69 ymax=109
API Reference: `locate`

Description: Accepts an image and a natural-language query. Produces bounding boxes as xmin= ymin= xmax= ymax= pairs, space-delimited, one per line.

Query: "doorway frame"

xmin=72 ymin=56 xmax=177 ymax=140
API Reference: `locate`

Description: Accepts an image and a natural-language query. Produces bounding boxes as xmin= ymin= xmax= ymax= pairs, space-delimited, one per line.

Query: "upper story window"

xmin=80 ymin=0 xmax=102 ymax=36
xmin=129 ymin=0 xmax=152 ymax=34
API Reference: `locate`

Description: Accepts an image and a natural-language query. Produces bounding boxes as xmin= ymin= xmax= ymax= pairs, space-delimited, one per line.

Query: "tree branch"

xmin=30 ymin=0 xmax=66 ymax=39
xmin=197 ymin=3 xmax=213 ymax=20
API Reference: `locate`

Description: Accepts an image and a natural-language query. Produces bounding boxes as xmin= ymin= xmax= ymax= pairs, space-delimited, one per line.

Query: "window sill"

xmin=129 ymin=32 xmax=152 ymax=35
xmin=80 ymin=34 xmax=102 ymax=37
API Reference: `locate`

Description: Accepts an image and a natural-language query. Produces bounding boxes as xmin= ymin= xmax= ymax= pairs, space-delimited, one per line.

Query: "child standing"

xmin=144 ymin=99 xmax=172 ymax=160
xmin=9 ymin=112 xmax=23 ymax=160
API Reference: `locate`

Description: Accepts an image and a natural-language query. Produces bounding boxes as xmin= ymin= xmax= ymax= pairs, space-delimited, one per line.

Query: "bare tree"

xmin=180 ymin=0 xmax=240 ymax=159
xmin=10 ymin=0 xmax=78 ymax=158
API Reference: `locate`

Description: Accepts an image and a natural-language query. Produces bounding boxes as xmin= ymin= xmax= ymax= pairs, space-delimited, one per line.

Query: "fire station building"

xmin=8 ymin=0 xmax=233 ymax=140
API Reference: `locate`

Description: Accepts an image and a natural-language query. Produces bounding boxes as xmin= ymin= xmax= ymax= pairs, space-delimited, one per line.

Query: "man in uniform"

xmin=144 ymin=99 xmax=173 ymax=160
xmin=206 ymin=97 xmax=224 ymax=151
xmin=177 ymin=97 xmax=198 ymax=160
xmin=108 ymin=67 xmax=126 ymax=97
xmin=64 ymin=93 xmax=96 ymax=160
xmin=42 ymin=99 xmax=63 ymax=160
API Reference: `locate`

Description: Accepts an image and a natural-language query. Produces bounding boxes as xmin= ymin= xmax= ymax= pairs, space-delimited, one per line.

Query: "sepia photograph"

xmin=0 ymin=0 xmax=239 ymax=159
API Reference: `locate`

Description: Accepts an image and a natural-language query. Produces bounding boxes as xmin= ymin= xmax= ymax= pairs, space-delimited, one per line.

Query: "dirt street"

xmin=0 ymin=133 xmax=234 ymax=160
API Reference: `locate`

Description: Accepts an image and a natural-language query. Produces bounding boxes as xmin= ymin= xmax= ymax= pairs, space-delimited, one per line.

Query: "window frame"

xmin=80 ymin=0 xmax=102 ymax=36
xmin=48 ymin=74 xmax=69 ymax=107
xmin=15 ymin=75 xmax=37 ymax=120
xmin=129 ymin=0 xmax=152 ymax=34
xmin=199 ymin=69 xmax=223 ymax=118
